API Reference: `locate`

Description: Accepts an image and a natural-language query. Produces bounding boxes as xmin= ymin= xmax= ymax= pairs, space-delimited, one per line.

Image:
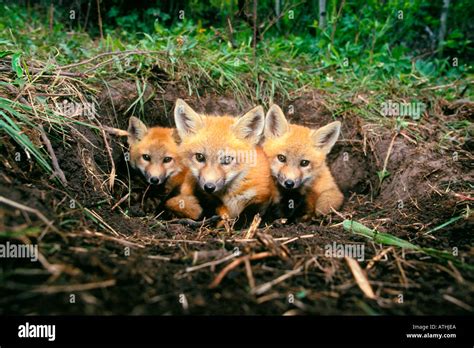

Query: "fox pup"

xmin=127 ymin=116 xmax=187 ymax=199
xmin=166 ymin=99 xmax=276 ymax=222
xmin=262 ymin=104 xmax=343 ymax=219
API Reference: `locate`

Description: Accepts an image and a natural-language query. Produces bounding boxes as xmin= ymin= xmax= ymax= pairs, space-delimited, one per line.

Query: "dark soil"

xmin=0 ymin=81 xmax=473 ymax=315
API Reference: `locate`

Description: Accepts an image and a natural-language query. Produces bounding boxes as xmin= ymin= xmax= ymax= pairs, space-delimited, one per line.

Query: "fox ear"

xmin=233 ymin=105 xmax=265 ymax=144
xmin=174 ymin=98 xmax=203 ymax=139
xmin=127 ymin=116 xmax=148 ymax=145
xmin=265 ymin=104 xmax=289 ymax=138
xmin=311 ymin=121 xmax=341 ymax=154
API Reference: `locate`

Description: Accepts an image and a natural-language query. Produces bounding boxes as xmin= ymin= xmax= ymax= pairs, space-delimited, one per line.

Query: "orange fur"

xmin=170 ymin=99 xmax=277 ymax=220
xmin=262 ymin=105 xmax=343 ymax=217
xmin=127 ymin=117 xmax=199 ymax=212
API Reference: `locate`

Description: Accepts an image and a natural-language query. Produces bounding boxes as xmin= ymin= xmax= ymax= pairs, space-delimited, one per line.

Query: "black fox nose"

xmin=284 ymin=179 xmax=295 ymax=189
xmin=204 ymin=183 xmax=216 ymax=193
xmin=149 ymin=177 xmax=160 ymax=185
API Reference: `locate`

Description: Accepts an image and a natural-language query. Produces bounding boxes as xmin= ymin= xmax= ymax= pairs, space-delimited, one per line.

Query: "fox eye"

xmin=277 ymin=154 xmax=286 ymax=163
xmin=300 ymin=160 xmax=310 ymax=167
xmin=142 ymin=154 xmax=151 ymax=161
xmin=163 ymin=157 xmax=173 ymax=163
xmin=221 ymin=156 xmax=234 ymax=165
xmin=195 ymin=153 xmax=206 ymax=163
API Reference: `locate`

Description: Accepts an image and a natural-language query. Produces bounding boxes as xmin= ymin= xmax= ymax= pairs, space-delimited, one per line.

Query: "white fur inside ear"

xmin=233 ymin=106 xmax=265 ymax=144
xmin=311 ymin=121 xmax=341 ymax=154
xmin=174 ymin=98 xmax=203 ymax=139
xmin=127 ymin=116 xmax=148 ymax=145
xmin=264 ymin=104 xmax=289 ymax=139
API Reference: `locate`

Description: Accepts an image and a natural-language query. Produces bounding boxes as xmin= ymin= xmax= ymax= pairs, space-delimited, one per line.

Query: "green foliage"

xmin=0 ymin=1 xmax=472 ymax=106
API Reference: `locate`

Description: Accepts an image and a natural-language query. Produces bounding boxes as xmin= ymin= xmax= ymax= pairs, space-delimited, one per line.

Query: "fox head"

xmin=127 ymin=116 xmax=182 ymax=185
xmin=174 ymin=98 xmax=264 ymax=194
xmin=263 ymin=104 xmax=341 ymax=191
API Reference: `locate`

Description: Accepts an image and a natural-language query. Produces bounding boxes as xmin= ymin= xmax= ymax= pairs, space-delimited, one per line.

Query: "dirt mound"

xmin=1 ymin=88 xmax=472 ymax=315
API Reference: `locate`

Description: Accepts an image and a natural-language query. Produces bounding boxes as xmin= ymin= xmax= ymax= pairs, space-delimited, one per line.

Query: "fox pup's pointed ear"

xmin=233 ymin=105 xmax=265 ymax=144
xmin=265 ymin=104 xmax=289 ymax=138
xmin=311 ymin=121 xmax=341 ymax=154
xmin=127 ymin=116 xmax=148 ymax=145
xmin=174 ymin=98 xmax=203 ymax=139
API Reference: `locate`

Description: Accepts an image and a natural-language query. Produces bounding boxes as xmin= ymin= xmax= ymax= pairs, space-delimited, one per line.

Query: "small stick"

xmin=366 ymin=247 xmax=393 ymax=270
xmin=39 ymin=125 xmax=67 ymax=186
xmin=0 ymin=66 xmax=86 ymax=78
xmin=379 ymin=132 xmax=397 ymax=187
xmin=393 ymin=251 xmax=408 ymax=287
xmin=244 ymin=258 xmax=256 ymax=290
xmin=186 ymin=252 xmax=236 ymax=273
xmin=83 ymin=229 xmax=144 ymax=249
xmin=0 ymin=195 xmax=59 ymax=233
xmin=345 ymin=257 xmax=376 ymax=299
xmin=171 ymin=215 xmax=221 ymax=228
xmin=281 ymin=233 xmax=318 ymax=246
xmin=244 ymin=214 xmax=261 ymax=239
xmin=102 ymin=126 xmax=129 ymax=137
xmin=84 ymin=208 xmax=121 ymax=237
xmin=251 ymin=258 xmax=316 ymax=296
xmin=443 ymin=294 xmax=473 ymax=312
xmin=96 ymin=0 xmax=103 ymax=40
xmin=252 ymin=266 xmax=303 ymax=296
xmin=209 ymin=251 xmax=273 ymax=289
xmin=33 ymin=279 xmax=116 ymax=294
xmin=147 ymin=255 xmax=171 ymax=261
xmin=111 ymin=192 xmax=130 ymax=211
xmin=100 ymin=128 xmax=116 ymax=191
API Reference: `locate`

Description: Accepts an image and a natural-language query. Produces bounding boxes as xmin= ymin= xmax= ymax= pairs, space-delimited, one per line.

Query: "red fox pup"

xmin=127 ymin=116 xmax=186 ymax=196
xmin=262 ymin=104 xmax=343 ymax=218
xmin=166 ymin=99 xmax=276 ymax=221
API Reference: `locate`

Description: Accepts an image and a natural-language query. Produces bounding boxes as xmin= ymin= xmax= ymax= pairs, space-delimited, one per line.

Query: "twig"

xmin=96 ymin=0 xmax=103 ymax=40
xmin=330 ymin=0 xmax=346 ymax=46
xmin=147 ymin=255 xmax=171 ymax=261
xmin=102 ymin=126 xmax=129 ymax=137
xmin=171 ymin=215 xmax=221 ymax=228
xmin=252 ymin=0 xmax=257 ymax=62
xmin=345 ymin=257 xmax=376 ymax=299
xmin=39 ymin=125 xmax=67 ymax=186
xmin=366 ymin=247 xmax=393 ymax=270
xmin=3 ymin=84 xmax=30 ymax=105
xmin=244 ymin=214 xmax=261 ymax=239
xmin=252 ymin=258 xmax=317 ymax=296
xmin=83 ymin=229 xmax=144 ymax=249
xmin=153 ymin=238 xmax=207 ymax=245
xmin=443 ymin=294 xmax=473 ymax=312
xmin=0 ymin=195 xmax=59 ymax=233
xmin=252 ymin=265 xmax=303 ymax=295
xmin=84 ymin=208 xmax=121 ymax=237
xmin=378 ymin=132 xmax=398 ymax=187
xmin=281 ymin=233 xmax=318 ymax=246
xmin=49 ymin=1 xmax=54 ymax=32
xmin=60 ymin=50 xmax=162 ymax=70
xmin=260 ymin=1 xmax=305 ymax=39
xmin=209 ymin=251 xmax=273 ymax=289
xmin=393 ymin=251 xmax=408 ymax=287
xmin=100 ymin=128 xmax=116 ymax=191
xmin=33 ymin=279 xmax=116 ymax=294
xmin=186 ymin=252 xmax=236 ymax=273
xmin=111 ymin=192 xmax=130 ymax=211
xmin=244 ymin=258 xmax=256 ymax=290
